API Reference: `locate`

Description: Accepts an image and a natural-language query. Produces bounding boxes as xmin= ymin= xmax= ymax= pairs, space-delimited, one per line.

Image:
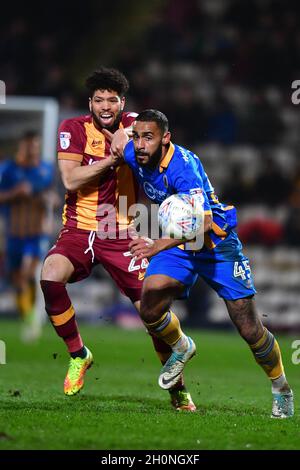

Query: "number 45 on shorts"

xmin=233 ymin=260 xmax=251 ymax=280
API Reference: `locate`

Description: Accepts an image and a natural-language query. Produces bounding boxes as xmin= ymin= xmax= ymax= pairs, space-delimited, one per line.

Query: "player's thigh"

xmin=41 ymin=254 xmax=74 ymax=283
xmin=145 ymin=247 xmax=198 ymax=300
xmin=143 ymin=274 xmax=182 ymax=291
xmin=141 ymin=274 xmax=185 ymax=319
xmin=95 ymin=237 xmax=148 ymax=302
xmin=42 ymin=228 xmax=94 ymax=283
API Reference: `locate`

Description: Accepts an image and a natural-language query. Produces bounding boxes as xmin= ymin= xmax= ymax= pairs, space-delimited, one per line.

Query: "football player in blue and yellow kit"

xmin=0 ymin=131 xmax=55 ymax=341
xmin=108 ymin=109 xmax=294 ymax=418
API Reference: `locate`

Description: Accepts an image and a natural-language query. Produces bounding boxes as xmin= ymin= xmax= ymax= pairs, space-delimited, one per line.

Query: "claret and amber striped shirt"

xmin=57 ymin=113 xmax=138 ymax=232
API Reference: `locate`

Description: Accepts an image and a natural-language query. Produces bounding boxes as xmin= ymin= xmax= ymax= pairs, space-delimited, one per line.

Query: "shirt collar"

xmin=159 ymin=142 xmax=175 ymax=173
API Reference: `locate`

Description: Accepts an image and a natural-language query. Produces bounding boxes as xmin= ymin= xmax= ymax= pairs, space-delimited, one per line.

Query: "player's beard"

xmin=91 ymin=109 xmax=122 ymax=131
xmin=135 ymin=143 xmax=163 ymax=169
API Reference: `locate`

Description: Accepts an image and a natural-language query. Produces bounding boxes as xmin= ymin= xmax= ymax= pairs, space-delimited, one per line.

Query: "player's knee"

xmin=139 ymin=276 xmax=177 ymax=323
xmin=140 ymin=291 xmax=172 ymax=323
xmin=140 ymin=303 xmax=162 ymax=324
xmin=40 ymin=254 xmax=73 ymax=283
xmin=41 ymin=260 xmax=60 ymax=282
xmin=140 ymin=291 xmax=164 ymax=322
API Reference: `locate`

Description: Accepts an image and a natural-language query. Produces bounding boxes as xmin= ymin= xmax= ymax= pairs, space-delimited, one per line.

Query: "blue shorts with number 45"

xmin=145 ymin=231 xmax=257 ymax=300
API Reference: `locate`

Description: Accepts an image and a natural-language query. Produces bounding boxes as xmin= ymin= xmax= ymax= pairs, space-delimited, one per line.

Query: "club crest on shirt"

xmin=60 ymin=132 xmax=71 ymax=149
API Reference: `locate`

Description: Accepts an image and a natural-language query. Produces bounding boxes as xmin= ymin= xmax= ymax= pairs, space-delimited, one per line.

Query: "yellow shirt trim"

xmin=58 ymin=152 xmax=83 ymax=162
xmin=159 ymin=143 xmax=175 ymax=173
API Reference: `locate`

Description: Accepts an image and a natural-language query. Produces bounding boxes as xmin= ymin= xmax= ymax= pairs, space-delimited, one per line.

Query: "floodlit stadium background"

xmin=1 ymin=0 xmax=300 ymax=332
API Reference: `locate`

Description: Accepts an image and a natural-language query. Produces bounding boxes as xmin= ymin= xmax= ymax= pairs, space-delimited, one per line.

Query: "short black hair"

xmin=136 ymin=109 xmax=169 ymax=134
xmin=85 ymin=67 xmax=129 ymax=98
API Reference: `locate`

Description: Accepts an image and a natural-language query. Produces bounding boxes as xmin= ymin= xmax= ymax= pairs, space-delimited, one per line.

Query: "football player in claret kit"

xmin=40 ymin=69 xmax=195 ymax=411
xmin=109 ymin=109 xmax=294 ymax=418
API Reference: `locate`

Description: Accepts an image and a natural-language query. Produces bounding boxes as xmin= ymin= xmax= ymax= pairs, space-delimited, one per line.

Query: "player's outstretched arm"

xmin=58 ymin=156 xmax=120 ymax=192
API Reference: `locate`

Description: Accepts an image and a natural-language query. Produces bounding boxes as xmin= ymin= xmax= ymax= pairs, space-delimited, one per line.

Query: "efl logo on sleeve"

xmin=60 ymin=132 xmax=71 ymax=149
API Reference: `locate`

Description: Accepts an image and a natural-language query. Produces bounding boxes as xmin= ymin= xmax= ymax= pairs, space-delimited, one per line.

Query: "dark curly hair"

xmin=85 ymin=67 xmax=129 ymax=98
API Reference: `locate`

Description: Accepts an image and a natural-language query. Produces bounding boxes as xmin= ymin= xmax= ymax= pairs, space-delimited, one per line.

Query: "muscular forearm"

xmin=156 ymin=237 xmax=184 ymax=251
xmin=159 ymin=214 xmax=212 ymax=250
xmin=61 ymin=156 xmax=115 ymax=191
xmin=147 ymin=214 xmax=212 ymax=255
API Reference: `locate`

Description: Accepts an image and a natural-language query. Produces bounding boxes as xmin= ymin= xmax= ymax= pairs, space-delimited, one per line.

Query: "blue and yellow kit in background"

xmin=0 ymin=160 xmax=54 ymax=270
xmin=124 ymin=140 xmax=256 ymax=299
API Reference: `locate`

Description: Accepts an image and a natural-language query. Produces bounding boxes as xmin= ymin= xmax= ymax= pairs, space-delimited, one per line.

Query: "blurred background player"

xmin=0 ymin=131 xmax=55 ymax=342
xmin=40 ymin=67 xmax=195 ymax=411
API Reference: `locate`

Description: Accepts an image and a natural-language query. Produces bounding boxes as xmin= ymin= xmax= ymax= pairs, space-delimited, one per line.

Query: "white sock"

xmin=172 ymin=334 xmax=189 ymax=354
xmin=271 ymin=374 xmax=290 ymax=393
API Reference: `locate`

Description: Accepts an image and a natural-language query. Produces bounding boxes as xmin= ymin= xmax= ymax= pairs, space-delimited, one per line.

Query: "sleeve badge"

xmin=60 ymin=132 xmax=71 ymax=149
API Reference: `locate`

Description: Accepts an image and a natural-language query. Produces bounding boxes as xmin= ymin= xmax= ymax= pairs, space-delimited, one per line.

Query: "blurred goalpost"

xmin=0 ymin=96 xmax=59 ymax=320
xmin=0 ymin=96 xmax=59 ymax=160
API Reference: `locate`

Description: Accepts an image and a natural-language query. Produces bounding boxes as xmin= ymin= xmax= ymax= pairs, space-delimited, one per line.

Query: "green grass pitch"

xmin=0 ymin=320 xmax=299 ymax=450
